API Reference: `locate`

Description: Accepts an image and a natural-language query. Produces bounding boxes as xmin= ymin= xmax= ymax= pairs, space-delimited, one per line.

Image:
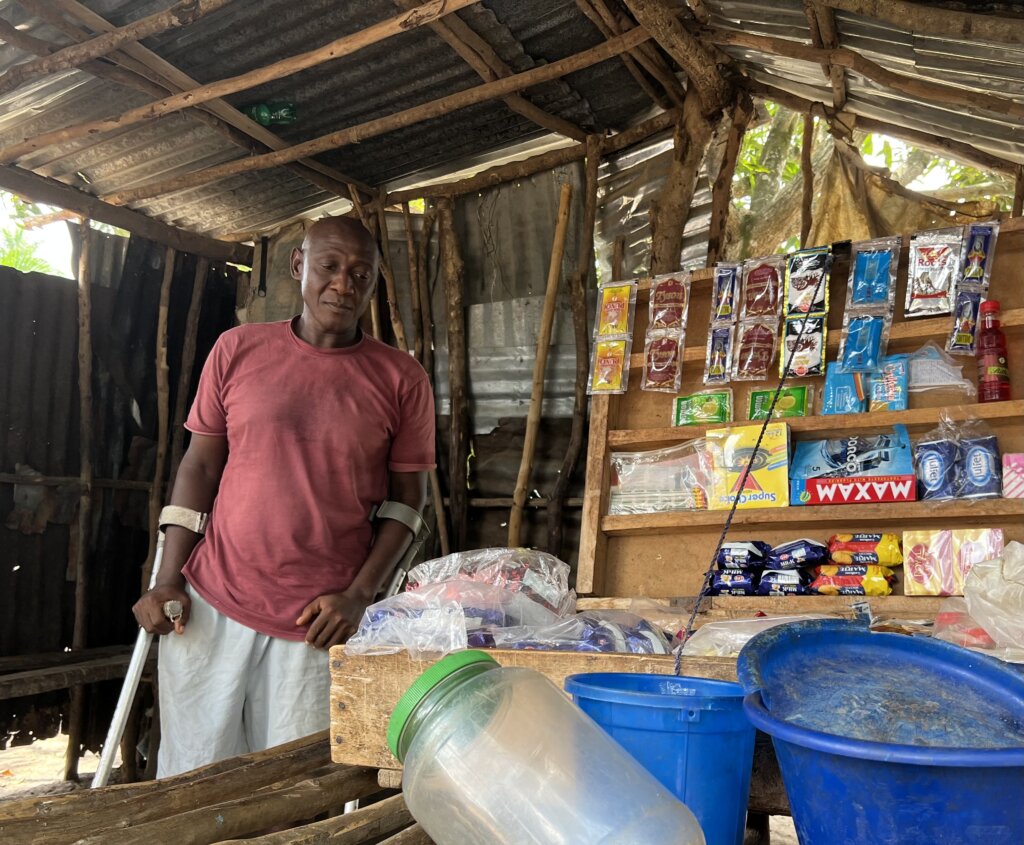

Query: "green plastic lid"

xmin=387 ymin=650 xmax=498 ymax=761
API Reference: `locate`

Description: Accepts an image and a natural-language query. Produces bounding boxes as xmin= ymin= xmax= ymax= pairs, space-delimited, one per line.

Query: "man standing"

xmin=133 ymin=217 xmax=435 ymax=777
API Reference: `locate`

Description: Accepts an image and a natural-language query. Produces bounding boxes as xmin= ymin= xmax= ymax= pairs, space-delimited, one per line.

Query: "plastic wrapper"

xmin=945 ymin=224 xmax=997 ymax=356
xmin=905 ymin=227 xmax=963 ymax=317
xmin=594 ymin=281 xmax=637 ymax=337
xmin=780 ymin=315 xmax=825 ymax=378
xmin=932 ymin=598 xmax=998 ymax=651
xmin=767 ymin=538 xmax=828 ymax=570
xmin=962 ymin=540 xmax=1024 ymax=663
xmin=488 ymin=610 xmax=672 ymax=655
xmin=828 ymin=533 xmax=903 ymax=566
xmin=907 ymin=341 xmax=976 ymax=398
xmin=709 ymin=568 xmax=759 ymax=596
xmin=717 ymin=540 xmax=772 ymax=569
xmin=868 ymin=354 xmax=908 ymax=412
xmin=642 ymin=332 xmax=684 ymax=393
xmin=946 ymin=287 xmax=984 ymax=356
xmin=958 ymin=221 xmax=999 ymax=288
xmin=1003 ymin=453 xmax=1024 ymax=499
xmin=732 ymin=319 xmax=778 ymax=381
xmin=757 ymin=570 xmax=814 ymax=596
xmin=785 ymin=247 xmax=830 ymax=316
xmin=740 ymin=255 xmax=785 ymax=318
xmin=822 ymin=363 xmax=868 ymax=415
xmin=406 ymin=548 xmax=575 ymax=616
xmin=649 ymin=272 xmax=691 ymax=331
xmin=681 ymin=615 xmax=830 ymax=658
xmin=346 ymin=580 xmax=564 ymax=659
xmin=706 ymin=422 xmax=790 ymax=510
xmin=904 ymin=528 xmax=1004 ymax=596
xmin=748 ymin=385 xmax=812 ymax=420
xmin=704 ymin=324 xmax=733 ymax=385
xmin=810 ymin=565 xmax=895 ymax=596
xmin=848 ymin=236 xmax=900 ymax=307
xmin=588 ymin=338 xmax=630 ymax=395
xmin=838 ymin=312 xmax=890 ymax=373
xmin=914 ymin=414 xmax=1002 ymax=501
xmin=915 ymin=425 xmax=959 ymax=502
xmin=608 ymin=440 xmax=712 ymax=515
xmin=673 ymin=389 xmax=733 ymax=426
xmin=958 ymin=421 xmax=1002 ymax=500
xmin=711 ymin=263 xmax=740 ymax=323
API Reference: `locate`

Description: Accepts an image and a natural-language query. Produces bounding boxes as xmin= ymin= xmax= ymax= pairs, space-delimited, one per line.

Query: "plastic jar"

xmin=388 ymin=651 xmax=705 ymax=845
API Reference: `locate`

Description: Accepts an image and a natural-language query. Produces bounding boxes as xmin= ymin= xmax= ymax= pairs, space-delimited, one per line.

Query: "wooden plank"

xmin=0 ymin=651 xmax=153 ymax=701
xmin=329 ymin=648 xmax=736 ymax=770
xmin=576 ymin=395 xmax=612 ymax=594
xmin=577 ymin=594 xmax=945 ymax=615
xmin=379 ymin=825 xmax=433 ymax=845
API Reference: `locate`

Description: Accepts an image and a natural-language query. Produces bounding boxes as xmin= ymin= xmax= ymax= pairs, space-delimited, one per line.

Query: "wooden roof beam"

xmin=0 ymin=0 xmax=483 ymax=165
xmin=101 ymin=27 xmax=653 ymax=207
xmin=393 ymin=0 xmax=587 ymax=141
xmin=813 ymin=2 xmax=847 ymax=110
xmin=0 ymin=0 xmax=233 ymax=96
xmin=45 ymin=0 xmax=375 ymax=201
xmin=0 ymin=164 xmax=252 ymax=264
xmin=823 ymin=1 xmax=1024 ymax=46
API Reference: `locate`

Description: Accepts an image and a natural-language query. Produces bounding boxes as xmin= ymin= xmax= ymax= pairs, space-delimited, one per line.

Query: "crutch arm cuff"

xmin=158 ymin=505 xmax=209 ymax=535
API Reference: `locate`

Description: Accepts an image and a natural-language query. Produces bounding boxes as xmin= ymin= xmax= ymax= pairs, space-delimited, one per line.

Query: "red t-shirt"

xmin=182 ymin=320 xmax=436 ymax=640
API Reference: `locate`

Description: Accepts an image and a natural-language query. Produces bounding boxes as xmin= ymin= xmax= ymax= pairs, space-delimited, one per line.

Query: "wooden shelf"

xmin=608 ymin=399 xmax=1024 ymax=450
xmin=601 ymin=498 xmax=1024 ymax=536
xmin=578 ymin=595 xmax=945 ymax=613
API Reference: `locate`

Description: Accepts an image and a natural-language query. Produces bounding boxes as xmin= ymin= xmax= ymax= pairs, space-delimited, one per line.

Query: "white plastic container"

xmin=387 ymin=650 xmax=705 ymax=845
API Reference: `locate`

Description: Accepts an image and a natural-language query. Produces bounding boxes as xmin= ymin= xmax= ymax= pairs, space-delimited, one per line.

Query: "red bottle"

xmin=976 ymin=300 xmax=1011 ymax=403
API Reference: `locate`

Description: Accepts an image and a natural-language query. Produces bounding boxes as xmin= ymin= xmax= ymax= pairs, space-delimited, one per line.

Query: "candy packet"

xmin=740 ymin=254 xmax=785 ymax=319
xmin=780 ymin=315 xmax=825 ymax=378
xmin=822 ymin=363 xmax=868 ymax=415
xmin=648 ymin=272 xmax=691 ymax=332
xmin=958 ymin=221 xmax=999 ymax=288
xmin=748 ymin=385 xmax=812 ymax=420
xmin=732 ymin=319 xmax=778 ymax=381
xmin=588 ymin=338 xmax=630 ymax=395
xmin=704 ymin=324 xmax=734 ymax=385
xmin=711 ymin=263 xmax=740 ymax=323
xmin=785 ymin=247 xmax=830 ymax=316
xmin=641 ymin=332 xmax=684 ymax=393
xmin=828 ymin=534 xmax=903 ymax=566
xmin=848 ymin=236 xmax=900 ymax=308
xmin=905 ymin=227 xmax=963 ymax=317
xmin=868 ymin=354 xmax=908 ymax=412
xmin=594 ymin=280 xmax=637 ymax=337
xmin=673 ymin=388 xmax=733 ymax=426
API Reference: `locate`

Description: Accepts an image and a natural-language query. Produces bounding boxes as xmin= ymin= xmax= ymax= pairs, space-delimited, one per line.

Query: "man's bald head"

xmin=302 ymin=216 xmax=379 ymax=261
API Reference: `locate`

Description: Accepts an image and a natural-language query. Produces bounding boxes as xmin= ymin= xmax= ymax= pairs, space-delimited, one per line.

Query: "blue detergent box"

xmin=790 ymin=424 xmax=917 ymax=506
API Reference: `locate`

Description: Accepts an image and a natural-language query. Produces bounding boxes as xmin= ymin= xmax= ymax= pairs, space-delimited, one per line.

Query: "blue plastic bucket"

xmin=565 ymin=673 xmax=755 ymax=845
xmin=738 ymin=619 xmax=1024 ymax=845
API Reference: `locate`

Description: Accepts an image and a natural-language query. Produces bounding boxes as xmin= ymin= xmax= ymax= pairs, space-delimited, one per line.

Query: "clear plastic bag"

xmin=609 ymin=440 xmax=712 ymax=514
xmin=963 ymin=541 xmax=1024 ymax=663
xmin=914 ymin=413 xmax=1002 ymax=501
xmin=486 ymin=610 xmax=672 ymax=655
xmin=681 ymin=615 xmax=830 ymax=658
xmin=406 ymin=548 xmax=575 ymax=616
xmin=908 ymin=341 xmax=976 ymax=398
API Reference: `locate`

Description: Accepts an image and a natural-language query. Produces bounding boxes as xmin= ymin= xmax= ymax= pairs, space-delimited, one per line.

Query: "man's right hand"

xmin=133 ymin=583 xmax=191 ymax=635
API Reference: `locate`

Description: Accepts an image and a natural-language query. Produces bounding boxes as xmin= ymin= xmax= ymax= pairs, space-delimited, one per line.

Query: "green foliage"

xmin=0 ymin=226 xmax=55 ymax=274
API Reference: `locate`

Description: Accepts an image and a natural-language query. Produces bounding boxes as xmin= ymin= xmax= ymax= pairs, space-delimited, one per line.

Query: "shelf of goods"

xmin=577 ymin=220 xmax=1024 ymax=612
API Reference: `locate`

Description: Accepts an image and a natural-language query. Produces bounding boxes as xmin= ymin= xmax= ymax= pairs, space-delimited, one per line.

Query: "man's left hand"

xmin=296 ymin=590 xmax=369 ymax=649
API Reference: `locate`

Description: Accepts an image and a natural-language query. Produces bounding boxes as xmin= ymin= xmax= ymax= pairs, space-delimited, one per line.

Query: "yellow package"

xmin=903 ymin=530 xmax=954 ymax=596
xmin=810 ymin=565 xmax=895 ymax=596
xmin=706 ymin=423 xmax=790 ymax=510
xmin=952 ymin=529 xmax=1004 ymax=595
xmin=596 ymin=283 xmax=635 ymax=336
xmin=589 ymin=339 xmax=629 ymax=394
xmin=828 ymin=533 xmax=903 ymax=566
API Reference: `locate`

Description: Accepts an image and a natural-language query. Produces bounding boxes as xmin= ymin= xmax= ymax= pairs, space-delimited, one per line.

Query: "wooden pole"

xmin=1013 ymin=165 xmax=1024 ymax=218
xmin=0 ymin=0 xmax=480 ymax=164
xmin=438 ymin=198 xmax=469 ymax=551
xmin=508 ymin=183 xmax=574 ymax=547
xmin=800 ymin=112 xmax=814 ymax=248
xmin=0 ymin=0 xmax=233 ymax=97
xmin=706 ymin=94 xmax=752 ymax=265
xmin=612 ymin=235 xmax=626 ymax=281
xmin=142 ymin=248 xmax=175 ymax=592
xmin=169 ymin=257 xmax=209 ymax=491
xmin=376 ymin=201 xmax=410 ymax=353
xmin=548 ymin=136 xmax=601 ymax=557
xmin=64 ymin=220 xmax=93 ymax=782
xmin=103 ymin=28 xmax=652 ymax=207
xmin=401 ymin=203 xmax=423 ymax=364
xmin=822 ymin=0 xmax=1024 ymax=45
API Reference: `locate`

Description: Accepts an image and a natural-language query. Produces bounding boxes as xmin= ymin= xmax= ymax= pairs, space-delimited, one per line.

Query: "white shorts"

xmin=157 ymin=586 xmax=330 ymax=778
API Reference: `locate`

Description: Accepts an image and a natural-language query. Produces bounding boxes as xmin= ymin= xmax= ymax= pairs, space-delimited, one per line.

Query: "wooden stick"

xmin=142 ymin=247 xmax=175 ymax=592
xmin=438 ymin=198 xmax=469 ymax=551
xmin=621 ymin=0 xmax=730 ymax=114
xmin=0 ymin=165 xmax=250 ymax=264
xmin=0 ymin=473 xmax=150 ymax=491
xmin=706 ymin=95 xmax=752 ymax=265
xmin=703 ymin=27 xmax=1024 ymax=121
xmin=508 ymin=183 xmax=574 ymax=546
xmin=64 ymin=221 xmax=93 ymax=782
xmin=169 ymin=258 xmax=209 ymax=492
xmin=800 ymin=112 xmax=814 ymax=248
xmin=823 ymin=0 xmax=1024 ymax=45
xmin=1 ymin=649 xmax=153 ymax=703
xmin=1014 ymin=165 xmax=1024 ymax=218
xmin=813 ymin=2 xmax=847 ymax=109
xmin=401 ymin=203 xmax=423 ymax=363
xmin=376 ymin=201 xmax=410 ymax=353
xmin=612 ymin=235 xmax=626 ymax=281
xmin=548 ymin=136 xmax=601 ymax=557
xmin=416 ymin=206 xmax=437 ymax=381
xmin=0 ymin=0 xmax=233 ymax=97
xmin=378 ymin=825 xmax=433 ymax=845
xmin=388 ymin=110 xmax=675 ymax=204
xmin=103 ymin=28 xmax=652 ymax=207
xmin=0 ymin=0 xmax=480 ymax=164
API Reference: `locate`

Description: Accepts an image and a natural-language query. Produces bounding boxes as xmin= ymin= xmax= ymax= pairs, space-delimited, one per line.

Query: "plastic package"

xmin=588 ymin=338 xmax=630 ymax=394
xmin=947 ymin=287 xmax=984 ymax=356
xmin=932 ymin=597 xmax=998 ymax=651
xmin=704 ymin=324 xmax=734 ymax=385
xmin=907 ymin=341 xmax=976 ymax=398
xmin=748 ymin=385 xmax=812 ymax=420
xmin=642 ymin=332 xmax=684 ymax=393
xmin=962 ymin=541 xmax=1024 ymax=663
xmin=673 ymin=388 xmax=733 ymax=426
xmin=828 ymin=534 xmax=903 ymax=566
xmin=594 ymin=280 xmax=638 ymax=337
xmin=717 ymin=540 xmax=773 ymax=569
xmin=959 ymin=222 xmax=1000 ymax=286
xmin=767 ymin=538 xmax=828 ymax=570
xmin=681 ymin=615 xmax=830 ymax=657
xmin=904 ymin=528 xmax=1004 ymax=596
xmin=868 ymin=354 xmax=908 ymax=411
xmin=711 ymin=263 xmax=740 ymax=323
xmin=484 ymin=610 xmax=672 ymax=655
xmin=848 ymin=236 xmax=900 ymax=307
xmin=1003 ymin=453 xmax=1024 ymax=498
xmin=822 ymin=363 xmax=868 ymax=415
xmin=649 ymin=272 xmax=691 ymax=331
xmin=947 ymin=223 xmax=999 ymax=355
xmin=740 ymin=255 xmax=785 ymax=318
xmin=710 ymin=568 xmax=759 ymax=596
xmin=609 ymin=440 xmax=712 ymax=514
xmin=406 ymin=548 xmax=574 ymax=616
xmin=785 ymin=247 xmax=830 ymax=315
xmin=732 ymin=319 xmax=778 ymax=380
xmin=914 ymin=415 xmax=1002 ymax=501
xmin=706 ymin=423 xmax=790 ymax=510
xmin=780 ymin=315 xmax=825 ymax=378
xmin=906 ymin=227 xmax=963 ymax=317
xmin=838 ymin=312 xmax=890 ymax=373
xmin=810 ymin=565 xmax=895 ymax=596
xmin=757 ymin=570 xmax=814 ymax=596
